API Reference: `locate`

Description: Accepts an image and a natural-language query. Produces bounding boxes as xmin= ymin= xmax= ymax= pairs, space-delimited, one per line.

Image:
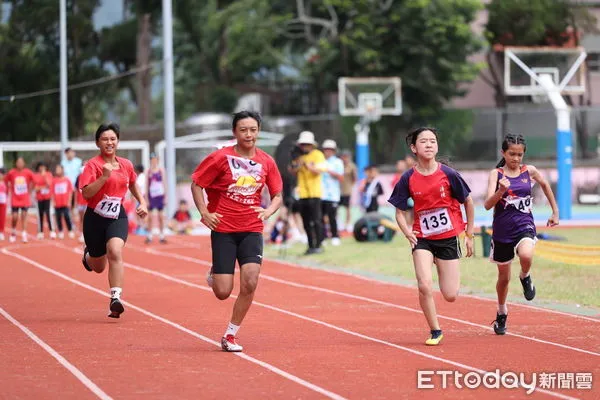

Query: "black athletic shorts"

xmin=339 ymin=195 xmax=351 ymax=208
xmin=83 ymin=207 xmax=129 ymax=257
xmin=11 ymin=207 xmax=28 ymax=213
xmin=413 ymin=235 xmax=462 ymax=260
xmin=211 ymin=231 xmax=263 ymax=274
xmin=490 ymin=231 xmax=536 ymax=264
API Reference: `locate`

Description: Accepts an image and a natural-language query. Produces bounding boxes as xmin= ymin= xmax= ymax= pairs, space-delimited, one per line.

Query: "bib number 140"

xmin=419 ymin=208 xmax=453 ymax=237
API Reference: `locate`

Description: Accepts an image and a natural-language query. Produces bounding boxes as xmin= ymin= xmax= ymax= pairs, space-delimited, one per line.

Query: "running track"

xmin=1 ymin=224 xmax=598 ymax=399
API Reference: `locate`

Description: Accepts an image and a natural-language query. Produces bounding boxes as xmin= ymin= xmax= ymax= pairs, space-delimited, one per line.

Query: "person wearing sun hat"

xmin=289 ymin=131 xmax=327 ymax=254
xmin=320 ymin=139 xmax=344 ymax=246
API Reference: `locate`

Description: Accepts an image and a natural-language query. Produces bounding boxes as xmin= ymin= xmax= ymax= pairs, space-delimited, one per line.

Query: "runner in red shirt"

xmin=33 ymin=162 xmax=56 ymax=240
xmin=191 ymin=110 xmax=283 ymax=352
xmin=79 ymin=123 xmax=148 ymax=318
xmin=0 ymin=168 xmax=7 ymax=241
xmin=5 ymin=157 xmax=34 ymax=243
xmin=52 ymin=164 xmax=75 ymax=239
xmin=388 ymin=127 xmax=475 ymax=346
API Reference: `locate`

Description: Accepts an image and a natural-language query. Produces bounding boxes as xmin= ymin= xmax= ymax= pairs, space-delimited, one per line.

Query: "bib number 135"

xmin=419 ymin=208 xmax=453 ymax=237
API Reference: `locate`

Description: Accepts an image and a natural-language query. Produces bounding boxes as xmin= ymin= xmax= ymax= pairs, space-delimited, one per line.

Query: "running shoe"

xmin=520 ymin=275 xmax=536 ymax=301
xmin=22 ymin=232 xmax=28 ymax=243
xmin=221 ymin=335 xmax=243 ymax=352
xmin=82 ymin=247 xmax=93 ymax=272
xmin=492 ymin=313 xmax=507 ymax=335
xmin=108 ymin=298 xmax=125 ymax=318
xmin=425 ymin=330 xmax=443 ymax=346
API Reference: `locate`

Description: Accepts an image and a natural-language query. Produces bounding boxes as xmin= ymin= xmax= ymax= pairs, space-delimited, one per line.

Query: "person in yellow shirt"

xmin=290 ymin=131 xmax=326 ymax=255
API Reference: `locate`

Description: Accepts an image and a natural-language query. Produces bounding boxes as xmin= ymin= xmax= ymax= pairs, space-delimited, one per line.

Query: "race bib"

xmin=149 ymin=181 xmax=165 ymax=197
xmin=54 ymin=182 xmax=68 ymax=195
xmin=94 ymin=195 xmax=122 ymax=219
xmin=418 ymin=207 xmax=454 ymax=237
xmin=0 ymin=192 xmax=6 ymax=204
xmin=504 ymin=195 xmax=533 ymax=214
xmin=40 ymin=187 xmax=50 ymax=195
xmin=14 ymin=183 xmax=28 ymax=195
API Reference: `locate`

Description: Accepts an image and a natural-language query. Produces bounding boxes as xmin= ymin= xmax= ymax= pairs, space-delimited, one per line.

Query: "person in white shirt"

xmin=320 ymin=139 xmax=344 ymax=246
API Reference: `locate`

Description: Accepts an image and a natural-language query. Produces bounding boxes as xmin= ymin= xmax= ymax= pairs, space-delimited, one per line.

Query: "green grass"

xmin=264 ymin=227 xmax=600 ymax=312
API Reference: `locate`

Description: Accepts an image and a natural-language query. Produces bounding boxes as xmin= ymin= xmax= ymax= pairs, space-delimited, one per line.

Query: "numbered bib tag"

xmin=40 ymin=187 xmax=50 ymax=195
xmin=149 ymin=181 xmax=165 ymax=197
xmin=418 ymin=207 xmax=454 ymax=237
xmin=54 ymin=183 xmax=68 ymax=195
xmin=0 ymin=192 xmax=6 ymax=204
xmin=15 ymin=183 xmax=28 ymax=195
xmin=504 ymin=195 xmax=533 ymax=214
xmin=94 ymin=195 xmax=122 ymax=219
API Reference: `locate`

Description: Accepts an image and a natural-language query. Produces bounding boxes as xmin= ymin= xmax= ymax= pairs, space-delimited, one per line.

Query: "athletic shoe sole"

xmin=108 ymin=299 xmax=125 ymax=318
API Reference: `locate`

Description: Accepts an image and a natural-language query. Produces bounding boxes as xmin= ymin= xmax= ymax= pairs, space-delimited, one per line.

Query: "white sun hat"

xmin=297 ymin=131 xmax=318 ymax=145
xmin=322 ymin=139 xmax=337 ymax=150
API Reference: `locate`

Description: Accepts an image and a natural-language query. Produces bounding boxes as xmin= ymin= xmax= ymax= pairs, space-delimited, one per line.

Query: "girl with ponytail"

xmin=484 ymin=133 xmax=559 ymax=336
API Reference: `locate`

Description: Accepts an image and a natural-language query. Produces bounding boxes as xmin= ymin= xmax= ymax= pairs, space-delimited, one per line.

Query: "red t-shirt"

xmin=6 ymin=168 xmax=34 ymax=208
xmin=191 ymin=146 xmax=283 ymax=233
xmin=74 ymin=175 xmax=87 ymax=206
xmin=33 ymin=172 xmax=53 ymax=201
xmin=388 ymin=164 xmax=471 ymax=240
xmin=0 ymin=181 xmax=7 ymax=205
xmin=78 ymin=156 xmax=136 ymax=211
xmin=52 ymin=176 xmax=73 ymax=208
xmin=173 ymin=210 xmax=191 ymax=223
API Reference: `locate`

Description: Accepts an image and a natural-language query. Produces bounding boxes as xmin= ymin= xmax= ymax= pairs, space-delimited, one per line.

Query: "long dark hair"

xmin=496 ymin=134 xmax=526 ymax=168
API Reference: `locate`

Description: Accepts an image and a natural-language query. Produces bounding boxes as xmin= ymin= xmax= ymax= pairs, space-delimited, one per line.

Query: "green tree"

xmin=287 ymin=0 xmax=483 ymax=163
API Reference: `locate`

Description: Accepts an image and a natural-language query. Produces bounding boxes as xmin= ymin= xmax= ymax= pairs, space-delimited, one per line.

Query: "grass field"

xmin=264 ymin=227 xmax=600 ymax=313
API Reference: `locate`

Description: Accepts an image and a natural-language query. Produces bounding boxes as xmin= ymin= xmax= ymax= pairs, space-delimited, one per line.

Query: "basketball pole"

xmin=59 ymin=0 xmax=68 ymax=160
xmin=354 ymin=117 xmax=370 ymax=180
xmin=162 ymin=0 xmax=177 ymax=220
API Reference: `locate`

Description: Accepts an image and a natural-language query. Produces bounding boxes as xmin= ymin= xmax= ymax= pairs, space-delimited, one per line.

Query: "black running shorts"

xmin=490 ymin=231 xmax=536 ymax=264
xmin=83 ymin=207 xmax=129 ymax=257
xmin=413 ymin=236 xmax=462 ymax=260
xmin=211 ymin=231 xmax=263 ymax=274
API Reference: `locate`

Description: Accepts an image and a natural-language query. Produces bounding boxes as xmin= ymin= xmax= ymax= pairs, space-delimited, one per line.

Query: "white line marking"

xmin=125 ymin=243 xmax=600 ymax=357
xmin=168 ymin=236 xmax=600 ymax=323
xmin=40 ymin=245 xmax=579 ymax=400
xmin=0 ymin=306 xmax=113 ymax=400
xmin=1 ymin=248 xmax=347 ymax=400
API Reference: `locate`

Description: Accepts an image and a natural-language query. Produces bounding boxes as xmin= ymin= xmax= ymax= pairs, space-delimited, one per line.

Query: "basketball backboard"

xmin=503 ymin=46 xmax=587 ymax=96
xmin=338 ymin=77 xmax=402 ymax=118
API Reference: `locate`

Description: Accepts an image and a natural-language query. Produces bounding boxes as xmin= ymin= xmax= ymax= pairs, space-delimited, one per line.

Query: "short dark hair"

xmin=135 ymin=164 xmax=144 ymax=173
xmin=64 ymin=147 xmax=72 ymax=153
xmin=35 ymin=162 xmax=47 ymax=171
xmin=232 ymin=110 xmax=261 ymax=130
xmin=179 ymin=199 xmax=188 ymax=205
xmin=95 ymin=123 xmax=121 ymax=141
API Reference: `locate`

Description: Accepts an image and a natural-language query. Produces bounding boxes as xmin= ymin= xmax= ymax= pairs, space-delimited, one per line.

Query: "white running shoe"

xmin=22 ymin=232 xmax=28 ymax=243
xmin=58 ymin=232 xmax=65 ymax=239
xmin=331 ymin=237 xmax=341 ymax=246
xmin=78 ymin=234 xmax=84 ymax=243
xmin=68 ymin=231 xmax=75 ymax=239
xmin=206 ymin=268 xmax=214 ymax=288
xmin=37 ymin=232 xmax=44 ymax=240
xmin=221 ymin=335 xmax=243 ymax=352
xmin=0 ymin=233 xmax=5 ymax=241
xmin=9 ymin=235 xmax=16 ymax=243
xmin=49 ymin=231 xmax=57 ymax=239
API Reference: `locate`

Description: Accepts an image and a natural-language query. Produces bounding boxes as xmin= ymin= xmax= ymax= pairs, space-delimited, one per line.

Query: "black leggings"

xmin=55 ymin=207 xmax=73 ymax=232
xmin=322 ymin=200 xmax=339 ymax=238
xmin=299 ymin=198 xmax=323 ymax=249
xmin=37 ymin=200 xmax=53 ymax=232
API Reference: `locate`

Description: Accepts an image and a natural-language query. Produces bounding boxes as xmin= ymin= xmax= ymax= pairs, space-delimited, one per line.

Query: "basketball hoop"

xmin=359 ymin=93 xmax=383 ymax=122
